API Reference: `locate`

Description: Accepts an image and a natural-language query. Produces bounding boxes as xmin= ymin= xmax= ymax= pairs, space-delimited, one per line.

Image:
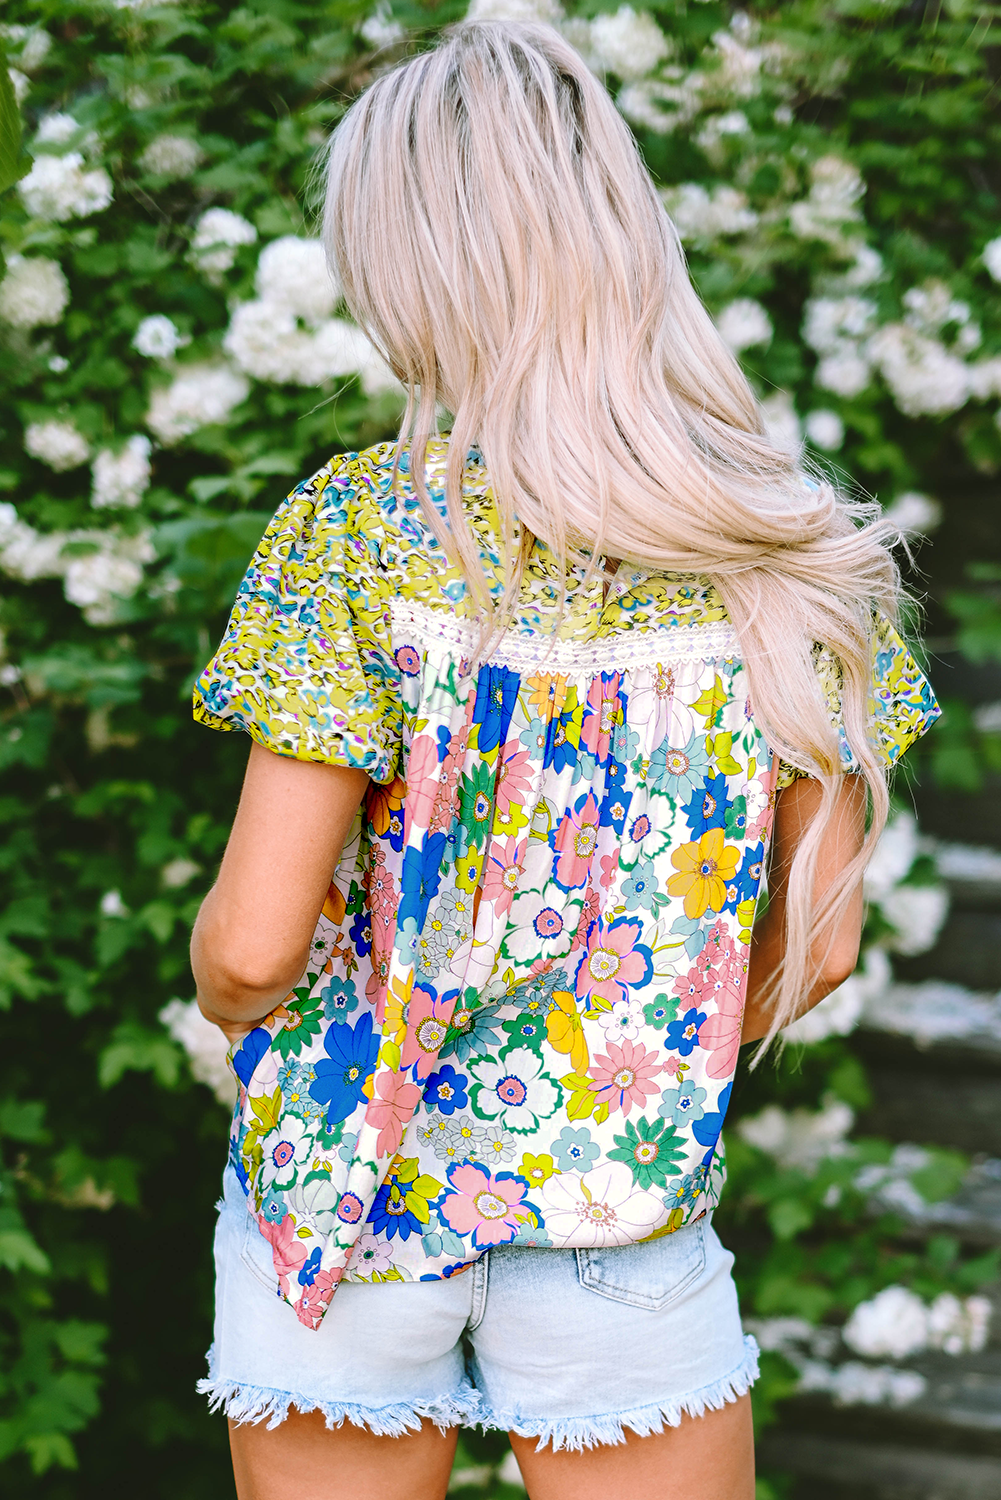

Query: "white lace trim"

xmin=390 ymin=597 xmax=740 ymax=675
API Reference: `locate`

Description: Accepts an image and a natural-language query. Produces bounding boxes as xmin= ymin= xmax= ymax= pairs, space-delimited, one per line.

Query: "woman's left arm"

xmin=191 ymin=742 xmax=369 ymax=1041
xmin=741 ymin=773 xmax=868 ymax=1045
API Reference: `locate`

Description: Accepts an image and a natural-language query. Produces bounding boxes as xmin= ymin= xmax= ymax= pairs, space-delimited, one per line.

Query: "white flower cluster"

xmin=863 ymin=810 xmax=949 ymax=957
xmin=223 ymin=236 xmax=398 ymax=395
xmin=91 ymin=436 xmax=152 ymax=510
xmin=737 ymin=1094 xmax=855 ymax=1172
xmin=139 ymin=134 xmax=204 ymax=179
xmin=133 ymin=315 xmax=186 ymax=360
xmin=843 ymin=1285 xmax=991 ymax=1360
xmin=759 ymin=390 xmax=801 ymax=457
xmin=0 ymin=24 xmax=53 ymax=74
xmin=861 ymin=978 xmax=1001 ymax=1049
xmin=359 ymin=5 xmax=406 ymax=49
xmin=466 ymin=0 xmax=564 ymax=23
xmin=717 ymin=297 xmax=773 ymax=353
xmin=0 ymin=255 xmax=69 ymax=329
xmin=24 ymin=419 xmax=90 ymax=471
xmin=802 ymin=294 xmax=878 ymax=398
xmin=789 ymin=156 xmax=865 ymax=248
xmin=159 ymin=998 xmax=236 ymax=1106
xmin=189 ymin=208 xmax=258 ymax=283
xmin=746 ymin=1317 xmax=927 ymax=1408
xmin=20 ymin=154 xmax=114 ymax=222
xmin=146 ymin=363 xmax=250 ymax=445
xmin=0 ymin=503 xmax=154 ymax=624
xmin=983 ymin=236 xmax=1001 ymax=283
xmin=883 ymin=490 xmax=942 ymax=536
xmin=662 ymin=183 xmax=758 ymax=242
xmin=804 ymin=409 xmax=844 ymax=451
xmin=854 ymin=1142 xmax=940 ymax=1221
xmin=588 ymin=7 xmax=671 ymax=81
xmin=20 ymin=115 xmax=113 ymax=223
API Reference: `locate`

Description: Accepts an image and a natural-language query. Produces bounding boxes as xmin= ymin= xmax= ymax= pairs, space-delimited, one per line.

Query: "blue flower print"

xmin=682 ymin=773 xmax=732 ymax=839
xmin=545 ymin=705 xmax=580 ymax=775
xmin=658 ymin=1078 xmax=707 ymax=1126
xmin=647 ymin=731 xmax=710 ymax=802
xmin=398 ymin=832 xmax=447 ymax=929
xmin=394 ymin=915 xmax=420 ymax=964
xmin=439 ymin=1005 xmax=505 ymax=1064
xmin=511 ymin=1221 xmax=552 ymax=1247
xmin=320 ymin=975 xmax=359 ymax=1023
xmin=261 ymin=1189 xmax=286 ymax=1224
xmin=338 ymin=1131 xmax=359 ymax=1163
xmin=298 ymin=1246 xmax=322 ymax=1286
xmin=552 ymin=1125 xmax=600 ymax=1173
xmin=368 ymin=1180 xmax=423 ymax=1241
xmin=666 ymin=1174 xmax=700 ymax=1209
xmin=621 ymin=857 xmax=660 ymax=913
xmin=473 ymin=664 xmax=520 ymax=754
xmin=665 ymin=1007 xmax=706 ymax=1057
xmin=231 ymin=1026 xmax=271 ymax=1087
xmin=349 ymin=907 xmax=373 ymax=956
xmin=309 ymin=1010 xmax=379 ymax=1128
xmin=423 ymin=1064 xmax=469 ymax=1116
xmin=693 ymin=1083 xmax=733 ymax=1150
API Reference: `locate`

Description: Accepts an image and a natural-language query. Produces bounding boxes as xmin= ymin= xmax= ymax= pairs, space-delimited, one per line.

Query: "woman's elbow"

xmin=818 ymin=932 xmax=862 ymax=993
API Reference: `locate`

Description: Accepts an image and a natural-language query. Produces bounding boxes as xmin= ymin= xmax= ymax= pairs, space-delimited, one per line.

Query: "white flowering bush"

xmin=0 ymin=0 xmax=998 ymax=1488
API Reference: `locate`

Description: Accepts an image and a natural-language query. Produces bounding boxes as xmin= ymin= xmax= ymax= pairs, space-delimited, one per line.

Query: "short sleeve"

xmin=192 ymin=456 xmax=402 ymax=783
xmin=775 ymin=614 xmax=941 ymax=789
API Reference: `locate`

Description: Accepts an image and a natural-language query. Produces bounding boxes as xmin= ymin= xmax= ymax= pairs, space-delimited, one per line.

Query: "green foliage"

xmin=0 ymin=0 xmax=997 ymax=1494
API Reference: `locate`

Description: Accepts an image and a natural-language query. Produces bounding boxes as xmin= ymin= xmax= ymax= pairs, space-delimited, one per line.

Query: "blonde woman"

xmin=190 ymin=21 xmax=938 ymax=1500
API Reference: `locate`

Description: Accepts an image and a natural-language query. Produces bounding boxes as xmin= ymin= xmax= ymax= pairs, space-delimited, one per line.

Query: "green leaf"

xmin=98 ymin=1022 xmax=182 ymax=1089
xmin=767 ymin=1198 xmax=814 ymax=1241
xmin=0 ymin=49 xmax=22 ymax=198
xmin=0 ymin=1227 xmax=51 ymax=1275
xmin=0 ymin=1097 xmax=47 ymax=1142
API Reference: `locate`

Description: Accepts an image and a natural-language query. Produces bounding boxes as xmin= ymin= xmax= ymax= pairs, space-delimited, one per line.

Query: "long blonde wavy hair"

xmin=322 ymin=19 xmax=902 ymax=1045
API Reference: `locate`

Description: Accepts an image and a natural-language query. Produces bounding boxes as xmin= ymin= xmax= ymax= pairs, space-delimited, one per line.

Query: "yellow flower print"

xmin=518 ymin=1152 xmax=556 ymax=1186
xmin=526 ymin=672 xmax=568 ymax=720
xmin=546 ymin=990 xmax=590 ymax=1075
xmin=668 ymin=828 xmax=740 ymax=920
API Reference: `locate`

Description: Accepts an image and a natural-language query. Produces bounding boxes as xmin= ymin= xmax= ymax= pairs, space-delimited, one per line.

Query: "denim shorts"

xmin=199 ymin=1165 xmax=758 ymax=1451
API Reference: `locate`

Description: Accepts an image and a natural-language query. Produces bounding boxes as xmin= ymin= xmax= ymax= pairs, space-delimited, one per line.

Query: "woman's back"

xmin=194 ymin=436 xmax=935 ymax=1327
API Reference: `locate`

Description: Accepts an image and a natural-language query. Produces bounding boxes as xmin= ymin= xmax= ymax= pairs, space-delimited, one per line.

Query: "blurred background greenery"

xmin=1 ymin=1 xmax=1000 ymax=1495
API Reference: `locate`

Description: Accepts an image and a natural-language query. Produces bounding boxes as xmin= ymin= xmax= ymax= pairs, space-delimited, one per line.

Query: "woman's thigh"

xmin=228 ymin=1411 xmax=459 ymax=1500
xmin=508 ymin=1394 xmax=755 ymax=1500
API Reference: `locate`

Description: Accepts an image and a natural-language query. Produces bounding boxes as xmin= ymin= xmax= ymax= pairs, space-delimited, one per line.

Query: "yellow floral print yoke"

xmin=193 ymin=439 xmax=940 ymax=1329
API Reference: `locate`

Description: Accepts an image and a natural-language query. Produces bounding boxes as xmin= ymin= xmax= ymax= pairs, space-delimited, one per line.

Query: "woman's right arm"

xmin=191 ymin=742 xmax=369 ymax=1042
xmin=741 ymin=773 xmax=867 ymax=1045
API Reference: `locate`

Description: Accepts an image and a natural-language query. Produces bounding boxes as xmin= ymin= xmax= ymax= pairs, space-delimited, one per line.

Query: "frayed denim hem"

xmin=477 ymin=1333 xmax=760 ymax=1453
xmin=197 ymin=1359 xmax=483 ymax=1436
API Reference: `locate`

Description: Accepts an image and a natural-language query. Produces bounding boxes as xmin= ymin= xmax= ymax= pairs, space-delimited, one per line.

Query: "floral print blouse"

xmin=193 ymin=438 xmax=940 ymax=1329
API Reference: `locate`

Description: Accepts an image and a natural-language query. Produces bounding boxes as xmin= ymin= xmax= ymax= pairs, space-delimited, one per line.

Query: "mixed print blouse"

xmin=193 ymin=438 xmax=940 ymax=1329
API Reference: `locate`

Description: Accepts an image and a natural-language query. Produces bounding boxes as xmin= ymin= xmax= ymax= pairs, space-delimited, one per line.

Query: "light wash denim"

xmin=199 ymin=1164 xmax=759 ymax=1451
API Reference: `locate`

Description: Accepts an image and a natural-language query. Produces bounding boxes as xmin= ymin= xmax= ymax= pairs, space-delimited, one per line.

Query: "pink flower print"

xmin=295 ymin=1264 xmax=342 ymax=1327
xmin=629 ymin=812 xmax=652 ymax=844
xmin=350 ymin=1233 xmax=394 ymax=1276
xmin=673 ymin=965 xmax=707 ymax=1006
xmin=403 ymin=733 xmax=441 ymax=838
xmin=551 ymin=791 xmax=601 ymax=890
xmin=367 ymin=1068 xmax=423 ymax=1158
xmin=366 ymin=845 xmax=397 ymax=924
xmin=580 ymin=672 xmax=622 ymax=764
xmin=698 ymin=1009 xmax=743 ymax=1080
xmin=481 ymin=836 xmax=527 ymax=917
xmin=574 ymin=916 xmax=653 ymax=1008
xmin=599 ymin=850 xmax=619 ymax=892
xmin=336 ymin=1192 xmax=365 ymax=1224
xmin=258 ymin=1212 xmax=308 ymax=1298
xmin=400 ymin=987 xmax=453 ymax=1078
xmin=697 ymin=970 xmax=746 ymax=1079
xmin=495 ymin=739 xmax=533 ymax=817
xmin=439 ymin=1161 xmax=532 ymax=1249
xmin=395 ymin=644 xmax=421 ymax=677
xmin=571 ymin=887 xmax=601 ymax=953
xmin=588 ymin=1038 xmax=663 ymax=1116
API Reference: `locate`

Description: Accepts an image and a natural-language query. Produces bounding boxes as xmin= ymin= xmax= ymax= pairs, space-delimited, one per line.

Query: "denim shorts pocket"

xmin=576 ymin=1221 xmax=707 ymax=1311
xmin=240 ymin=1208 xmax=281 ymax=1294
